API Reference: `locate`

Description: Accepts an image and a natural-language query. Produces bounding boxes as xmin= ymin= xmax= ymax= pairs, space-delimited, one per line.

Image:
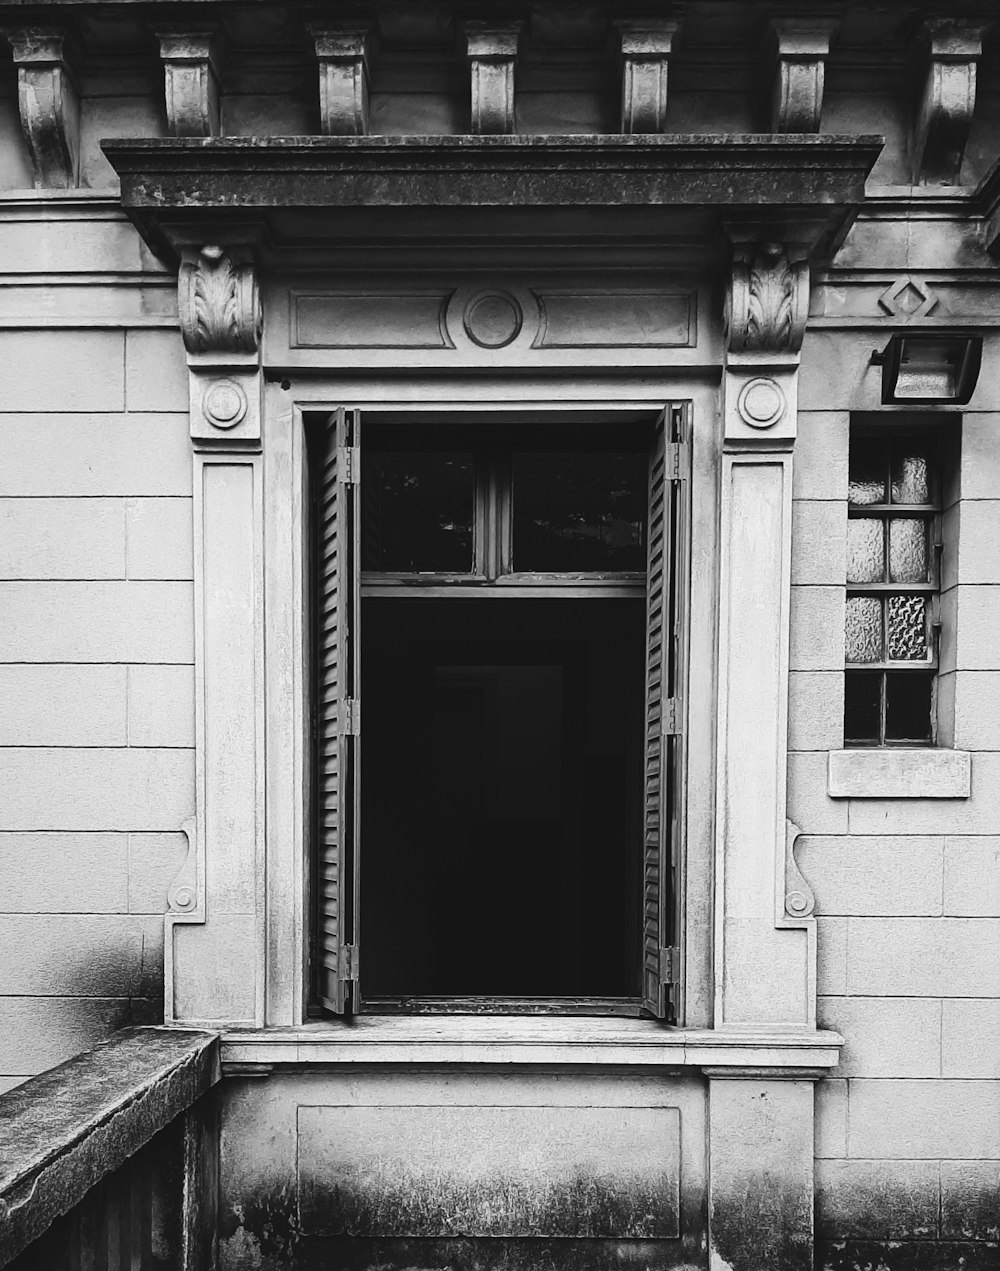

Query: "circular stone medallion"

xmin=463 ymin=291 xmax=523 ymax=349
xmin=203 ymin=378 xmax=248 ymax=430
xmin=737 ymin=377 xmax=786 ymax=429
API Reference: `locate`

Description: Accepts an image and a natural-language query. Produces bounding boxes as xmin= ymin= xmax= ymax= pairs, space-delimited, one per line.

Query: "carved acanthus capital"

xmin=178 ymin=245 xmax=261 ymax=356
xmin=769 ymin=16 xmax=838 ymax=133
xmin=6 ymin=26 xmax=79 ymax=188
xmin=726 ymin=242 xmax=808 ymax=356
xmin=913 ymin=17 xmax=987 ymax=185
xmin=307 ymin=22 xmax=375 ymax=136
xmin=152 ymin=25 xmax=222 ymax=138
xmin=463 ymin=21 xmax=521 ymax=135
xmin=614 ymin=18 xmax=682 ymax=134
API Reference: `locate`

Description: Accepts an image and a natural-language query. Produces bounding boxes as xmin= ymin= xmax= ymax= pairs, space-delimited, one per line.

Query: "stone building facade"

xmin=0 ymin=2 xmax=998 ymax=1269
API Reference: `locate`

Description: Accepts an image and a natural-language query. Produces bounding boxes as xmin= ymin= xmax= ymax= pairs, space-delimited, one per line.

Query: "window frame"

xmin=308 ymin=404 xmax=690 ymax=1021
xmin=844 ymin=424 xmax=944 ymax=748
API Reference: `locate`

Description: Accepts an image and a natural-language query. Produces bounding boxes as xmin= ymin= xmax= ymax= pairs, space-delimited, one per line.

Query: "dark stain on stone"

xmin=280 ymin=1235 xmax=704 ymax=1271
xmin=710 ymin=1179 xmax=812 ymax=1271
xmin=219 ymin=1186 xmax=299 ymax=1267
xmin=302 ymin=1167 xmax=677 ymax=1239
xmin=820 ymin=1239 xmax=1000 ymax=1271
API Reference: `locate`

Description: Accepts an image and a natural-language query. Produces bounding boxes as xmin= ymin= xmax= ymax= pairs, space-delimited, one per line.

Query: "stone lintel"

xmin=0 ymin=1027 xmax=220 ymax=1265
xmin=614 ymin=18 xmax=682 ymax=133
xmin=6 ymin=25 xmax=80 ymax=188
xmin=152 ymin=24 xmax=222 ymax=138
xmin=913 ymin=17 xmax=987 ymax=185
xmin=307 ymin=21 xmax=375 ymax=137
xmin=462 ymin=21 xmax=522 ymax=134
xmin=769 ymin=16 xmax=838 ymax=132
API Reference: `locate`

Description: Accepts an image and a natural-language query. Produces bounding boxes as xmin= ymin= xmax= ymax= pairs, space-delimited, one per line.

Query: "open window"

xmin=310 ymin=408 xmax=689 ymax=1019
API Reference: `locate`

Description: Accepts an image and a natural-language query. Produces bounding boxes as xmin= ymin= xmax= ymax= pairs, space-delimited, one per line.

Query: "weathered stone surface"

xmin=0 ymin=1025 xmax=219 ymax=1264
xmin=816 ymin=1158 xmax=940 ymax=1239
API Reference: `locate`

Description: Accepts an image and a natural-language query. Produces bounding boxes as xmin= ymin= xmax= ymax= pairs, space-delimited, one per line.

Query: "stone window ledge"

xmin=827 ymin=748 xmax=971 ymax=799
xmin=219 ymin=1019 xmax=843 ymax=1075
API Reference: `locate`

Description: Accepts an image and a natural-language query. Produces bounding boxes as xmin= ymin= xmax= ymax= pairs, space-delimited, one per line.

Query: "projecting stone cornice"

xmin=102 ymin=133 xmax=882 ymax=260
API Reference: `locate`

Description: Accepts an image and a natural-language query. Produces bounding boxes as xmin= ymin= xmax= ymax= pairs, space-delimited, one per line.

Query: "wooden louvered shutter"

xmin=641 ymin=404 xmax=689 ymax=1021
xmin=316 ymin=407 xmax=361 ymax=1014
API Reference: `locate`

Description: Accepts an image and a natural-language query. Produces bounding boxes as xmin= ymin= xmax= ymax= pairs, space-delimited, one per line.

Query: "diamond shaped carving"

xmin=878 ymin=277 xmax=938 ymax=319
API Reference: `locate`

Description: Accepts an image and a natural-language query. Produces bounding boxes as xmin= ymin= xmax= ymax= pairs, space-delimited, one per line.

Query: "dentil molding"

xmin=463 ymin=21 xmax=521 ymax=135
xmin=153 ymin=25 xmax=222 ymax=138
xmin=308 ymin=22 xmax=374 ymax=137
xmin=6 ymin=27 xmax=79 ymax=189
xmin=913 ymin=17 xmax=986 ymax=185
xmin=615 ymin=18 xmax=682 ymax=134
xmin=769 ymin=16 xmax=838 ymax=133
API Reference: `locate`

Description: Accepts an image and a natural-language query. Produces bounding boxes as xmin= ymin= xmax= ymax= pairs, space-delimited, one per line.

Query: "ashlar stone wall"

xmin=0 ymin=209 xmax=195 ymax=1088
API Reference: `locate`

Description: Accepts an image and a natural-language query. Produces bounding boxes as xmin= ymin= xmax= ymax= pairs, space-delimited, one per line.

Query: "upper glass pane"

xmin=363 ymin=452 xmax=475 ymax=572
xmin=512 ymin=452 xmax=647 ymax=572
xmin=848 ymin=437 xmax=887 ymax=506
xmin=891 ymin=442 xmax=932 ymax=504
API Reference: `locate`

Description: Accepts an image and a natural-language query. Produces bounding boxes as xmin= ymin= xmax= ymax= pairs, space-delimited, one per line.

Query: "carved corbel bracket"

xmin=779 ymin=819 xmax=816 ymax=928
xmin=179 ymin=245 xmax=262 ymax=448
xmin=724 ymin=242 xmax=808 ymax=443
xmin=462 ymin=21 xmax=521 ymax=135
xmin=6 ymin=27 xmax=79 ymax=189
xmin=614 ymin=18 xmax=681 ymax=134
xmin=307 ymin=22 xmax=375 ymax=136
xmin=769 ymin=17 xmax=838 ymax=133
xmin=913 ymin=17 xmax=986 ymax=185
xmin=153 ymin=26 xmax=222 ymax=138
xmin=726 ymin=241 xmax=809 ymax=357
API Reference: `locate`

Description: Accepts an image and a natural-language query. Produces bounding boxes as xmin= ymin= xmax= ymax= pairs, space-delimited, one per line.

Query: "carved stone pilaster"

xmin=769 ymin=17 xmax=837 ymax=133
xmin=179 ymin=245 xmax=262 ymax=449
xmin=153 ymin=27 xmax=221 ymax=138
xmin=463 ymin=21 xmax=521 ymax=135
xmin=913 ymin=18 xmax=986 ymax=185
xmin=614 ymin=18 xmax=681 ymax=134
xmin=308 ymin=23 xmax=374 ymax=136
xmin=6 ymin=27 xmax=79 ymax=189
xmin=726 ymin=241 xmax=809 ymax=357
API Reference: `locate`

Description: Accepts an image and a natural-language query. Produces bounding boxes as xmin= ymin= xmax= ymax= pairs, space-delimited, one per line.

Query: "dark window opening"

xmin=360 ymin=598 xmax=645 ymax=1008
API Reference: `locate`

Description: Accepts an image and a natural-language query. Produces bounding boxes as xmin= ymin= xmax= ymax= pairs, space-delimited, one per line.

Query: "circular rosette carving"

xmin=737 ymin=376 xmax=786 ymax=429
xmin=202 ymin=377 xmax=248 ymax=429
xmin=463 ymin=290 xmax=523 ymax=348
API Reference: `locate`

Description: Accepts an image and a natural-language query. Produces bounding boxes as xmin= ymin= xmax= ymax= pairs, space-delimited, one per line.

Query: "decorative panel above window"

xmin=844 ymin=431 xmax=940 ymax=747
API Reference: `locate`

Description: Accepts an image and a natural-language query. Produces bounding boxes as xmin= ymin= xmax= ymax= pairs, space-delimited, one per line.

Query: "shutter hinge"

xmin=341 ymin=944 xmax=358 ymax=982
xmin=344 ymin=699 xmax=361 ymax=736
xmin=338 ymin=446 xmax=360 ymax=484
xmin=659 ymin=945 xmax=680 ymax=985
xmin=667 ymin=441 xmax=686 ymax=481
xmin=661 ymin=697 xmax=680 ymax=736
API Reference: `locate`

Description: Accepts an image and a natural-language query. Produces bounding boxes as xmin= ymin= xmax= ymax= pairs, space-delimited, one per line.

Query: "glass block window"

xmin=845 ymin=433 xmax=940 ymax=745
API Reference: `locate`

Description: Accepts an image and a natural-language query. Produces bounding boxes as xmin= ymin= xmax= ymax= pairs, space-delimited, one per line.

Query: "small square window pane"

xmin=845 ymin=671 xmax=882 ymax=744
xmin=846 ymin=596 xmax=883 ymax=663
xmin=887 ymin=594 xmax=929 ymax=661
xmin=890 ymin=442 xmax=932 ymax=504
xmin=512 ymin=451 xmax=647 ymax=572
xmin=849 ymin=437 xmax=887 ymax=505
xmin=889 ymin=518 xmax=930 ymax=584
xmin=885 ymin=672 xmax=933 ymax=743
xmin=847 ymin=519 xmax=885 ymax=583
xmin=363 ymin=452 xmax=475 ymax=572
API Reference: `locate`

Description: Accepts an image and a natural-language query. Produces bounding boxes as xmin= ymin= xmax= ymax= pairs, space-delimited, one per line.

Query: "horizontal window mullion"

xmin=847 ymin=504 xmax=938 ymax=516
xmin=846 ymin=582 xmax=936 ymax=594
xmin=846 ymin=660 xmax=938 ymax=672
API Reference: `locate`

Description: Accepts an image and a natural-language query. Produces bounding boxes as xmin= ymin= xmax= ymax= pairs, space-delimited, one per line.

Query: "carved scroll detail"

xmin=783 ymin=820 xmax=815 ymax=921
xmin=913 ymin=18 xmax=985 ymax=185
xmin=726 ymin=242 xmax=808 ymax=355
xmin=178 ymin=246 xmax=261 ymax=355
xmin=6 ymin=27 xmax=79 ymax=189
xmin=168 ymin=817 xmax=204 ymax=919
